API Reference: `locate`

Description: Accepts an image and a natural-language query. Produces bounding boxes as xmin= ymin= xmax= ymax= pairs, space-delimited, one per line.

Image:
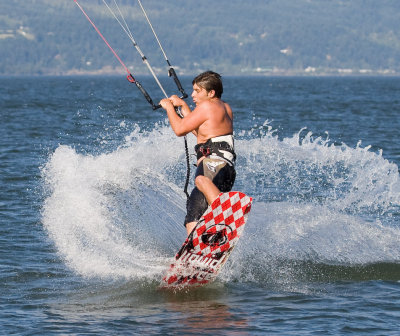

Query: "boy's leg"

xmin=185 ymin=177 xmax=218 ymax=236
xmin=184 ymin=159 xmax=235 ymax=236
xmin=184 ymin=177 xmax=220 ymax=236
xmin=195 ymin=175 xmax=220 ymax=205
xmin=185 ymin=221 xmax=197 ymax=236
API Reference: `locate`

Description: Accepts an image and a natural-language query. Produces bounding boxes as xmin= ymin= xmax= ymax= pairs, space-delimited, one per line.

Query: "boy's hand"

xmin=160 ymin=98 xmax=174 ymax=110
xmin=169 ymin=95 xmax=183 ymax=106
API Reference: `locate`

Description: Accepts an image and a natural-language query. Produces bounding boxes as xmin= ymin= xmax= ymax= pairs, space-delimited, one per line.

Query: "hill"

xmin=1 ymin=0 xmax=400 ymax=75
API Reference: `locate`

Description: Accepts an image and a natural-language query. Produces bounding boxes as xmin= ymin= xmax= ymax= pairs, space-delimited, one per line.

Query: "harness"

xmin=194 ymin=135 xmax=236 ymax=166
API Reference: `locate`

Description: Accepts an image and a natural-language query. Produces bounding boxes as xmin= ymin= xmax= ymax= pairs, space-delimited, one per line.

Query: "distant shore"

xmin=1 ymin=66 xmax=398 ymax=77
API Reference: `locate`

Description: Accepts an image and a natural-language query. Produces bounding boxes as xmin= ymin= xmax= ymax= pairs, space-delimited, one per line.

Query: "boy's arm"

xmin=169 ymin=95 xmax=192 ymax=118
xmin=160 ymin=98 xmax=205 ymax=137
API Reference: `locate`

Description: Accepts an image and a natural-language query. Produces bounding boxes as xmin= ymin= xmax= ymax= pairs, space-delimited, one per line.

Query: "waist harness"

xmin=194 ymin=135 xmax=236 ymax=165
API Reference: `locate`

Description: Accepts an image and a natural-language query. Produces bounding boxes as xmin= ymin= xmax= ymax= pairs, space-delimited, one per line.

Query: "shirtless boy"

xmin=160 ymin=71 xmax=236 ymax=235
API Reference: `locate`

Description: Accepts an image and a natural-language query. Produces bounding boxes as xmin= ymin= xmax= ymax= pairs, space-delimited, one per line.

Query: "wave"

xmin=41 ymin=122 xmax=400 ymax=284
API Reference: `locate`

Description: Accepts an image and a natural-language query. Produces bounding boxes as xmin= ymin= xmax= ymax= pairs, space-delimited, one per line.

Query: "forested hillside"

xmin=1 ymin=0 xmax=400 ymax=75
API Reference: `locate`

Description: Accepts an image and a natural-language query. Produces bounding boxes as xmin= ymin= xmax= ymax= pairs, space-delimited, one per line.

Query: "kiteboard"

xmin=161 ymin=191 xmax=252 ymax=289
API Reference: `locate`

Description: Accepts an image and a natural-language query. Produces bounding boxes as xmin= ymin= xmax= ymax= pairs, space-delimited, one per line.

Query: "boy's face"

xmin=191 ymin=83 xmax=214 ymax=106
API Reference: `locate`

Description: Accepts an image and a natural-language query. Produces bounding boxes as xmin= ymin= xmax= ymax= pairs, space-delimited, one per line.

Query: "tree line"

xmin=1 ymin=0 xmax=400 ymax=75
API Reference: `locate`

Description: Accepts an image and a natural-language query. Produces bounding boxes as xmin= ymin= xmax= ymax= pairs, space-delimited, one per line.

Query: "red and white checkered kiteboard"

xmin=161 ymin=191 xmax=252 ymax=289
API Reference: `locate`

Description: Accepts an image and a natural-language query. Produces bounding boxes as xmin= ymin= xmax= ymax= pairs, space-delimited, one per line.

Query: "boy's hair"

xmin=192 ymin=71 xmax=223 ymax=98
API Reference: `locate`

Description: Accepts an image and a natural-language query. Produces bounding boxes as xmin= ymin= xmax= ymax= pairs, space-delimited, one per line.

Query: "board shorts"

xmin=184 ymin=157 xmax=236 ymax=226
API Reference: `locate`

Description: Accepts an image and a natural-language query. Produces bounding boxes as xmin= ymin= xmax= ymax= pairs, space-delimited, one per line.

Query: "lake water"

xmin=1 ymin=75 xmax=400 ymax=335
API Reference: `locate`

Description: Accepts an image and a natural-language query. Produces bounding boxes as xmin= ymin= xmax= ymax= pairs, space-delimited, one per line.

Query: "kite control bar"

xmin=169 ymin=67 xmax=188 ymax=100
xmin=126 ymin=74 xmax=161 ymax=110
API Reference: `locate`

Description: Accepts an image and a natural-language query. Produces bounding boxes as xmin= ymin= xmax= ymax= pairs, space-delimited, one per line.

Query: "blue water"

xmin=1 ymin=75 xmax=400 ymax=335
